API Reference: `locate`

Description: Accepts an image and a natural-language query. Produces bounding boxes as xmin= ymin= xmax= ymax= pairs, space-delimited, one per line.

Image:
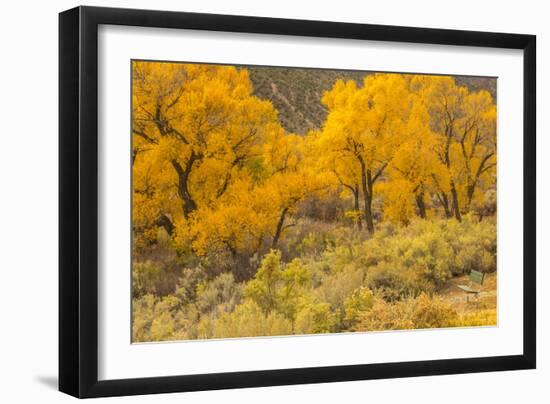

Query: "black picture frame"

xmin=59 ymin=6 xmax=536 ymax=398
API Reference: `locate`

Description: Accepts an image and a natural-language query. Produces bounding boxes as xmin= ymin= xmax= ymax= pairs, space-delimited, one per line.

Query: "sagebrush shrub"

xmin=195 ymin=272 xmax=243 ymax=315
xmin=132 ymin=294 xmax=189 ymax=342
xmin=410 ymin=293 xmax=457 ymax=329
xmin=344 ymin=287 xmax=374 ymax=325
xmin=314 ymin=266 xmax=365 ymax=312
xmin=365 ymin=261 xmax=435 ymax=301
xmin=353 ymin=297 xmax=415 ymax=331
xmin=294 ymin=301 xmax=338 ymax=334
xmin=132 ymin=217 xmax=496 ymax=341
xmin=353 ymin=293 xmax=459 ymax=332
xmin=212 ymin=301 xmax=293 ymax=339
xmin=132 ymin=260 xmax=184 ymax=297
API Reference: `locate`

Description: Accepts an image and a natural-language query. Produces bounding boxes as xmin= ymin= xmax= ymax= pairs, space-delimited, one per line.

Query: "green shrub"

xmin=294 ymin=301 xmax=338 ymax=334
xmin=446 ymin=217 xmax=496 ymax=274
xmin=343 ymin=287 xmax=374 ymax=325
xmin=244 ymin=250 xmax=311 ymax=321
xmin=353 ymin=216 xmax=496 ymax=300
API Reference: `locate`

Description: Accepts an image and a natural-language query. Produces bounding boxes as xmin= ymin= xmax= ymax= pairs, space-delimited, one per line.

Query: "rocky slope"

xmin=247 ymin=66 xmax=496 ymax=134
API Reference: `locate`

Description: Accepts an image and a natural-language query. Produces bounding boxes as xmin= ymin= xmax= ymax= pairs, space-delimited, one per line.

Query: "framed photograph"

xmin=59 ymin=6 xmax=536 ymax=398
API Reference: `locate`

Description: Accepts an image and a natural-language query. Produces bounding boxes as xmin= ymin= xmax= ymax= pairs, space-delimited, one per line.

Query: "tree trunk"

xmin=363 ymin=192 xmax=374 ymax=234
xmin=272 ymin=207 xmax=289 ymax=249
xmin=465 ymin=184 xmax=475 ymax=212
xmin=450 ymin=181 xmax=462 ymax=222
xmin=438 ymin=192 xmax=452 ymax=218
xmin=415 ymin=192 xmax=427 ymax=219
xmin=465 ymin=153 xmax=494 ymax=212
xmin=353 ymin=185 xmax=362 ymax=231
xmin=358 ymin=158 xmax=375 ymax=234
xmin=171 ymin=154 xmax=200 ymax=218
xmin=156 ymin=213 xmax=175 ymax=236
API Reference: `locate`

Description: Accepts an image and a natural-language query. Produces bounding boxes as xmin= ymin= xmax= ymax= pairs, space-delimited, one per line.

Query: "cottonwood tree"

xmin=453 ymin=90 xmax=497 ymax=212
xmin=320 ymin=74 xmax=410 ymax=233
xmin=412 ymin=76 xmax=496 ymax=221
xmin=260 ymin=133 xmax=330 ymax=248
xmin=132 ymin=62 xmax=284 ymax=248
xmin=380 ymin=99 xmax=446 ymax=224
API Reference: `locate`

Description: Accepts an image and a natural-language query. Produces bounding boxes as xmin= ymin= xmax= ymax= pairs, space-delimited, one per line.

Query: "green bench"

xmin=457 ymin=270 xmax=484 ymax=300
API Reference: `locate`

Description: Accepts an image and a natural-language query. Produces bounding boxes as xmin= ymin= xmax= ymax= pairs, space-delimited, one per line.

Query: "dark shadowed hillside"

xmin=247 ymin=66 xmax=496 ymax=134
xmin=455 ymin=76 xmax=497 ymax=99
xmin=248 ymin=67 xmax=365 ymax=134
